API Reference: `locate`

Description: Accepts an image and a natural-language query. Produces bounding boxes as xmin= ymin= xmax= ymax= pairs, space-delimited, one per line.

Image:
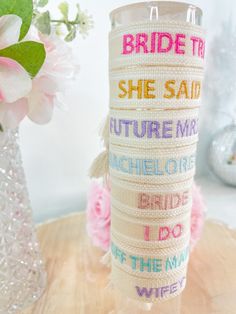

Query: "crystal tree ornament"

xmin=209 ymin=124 xmax=236 ymax=187
xmin=0 ymin=129 xmax=46 ymax=313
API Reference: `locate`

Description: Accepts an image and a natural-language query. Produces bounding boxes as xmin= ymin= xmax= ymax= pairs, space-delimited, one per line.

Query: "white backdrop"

xmin=20 ymin=0 xmax=235 ymax=222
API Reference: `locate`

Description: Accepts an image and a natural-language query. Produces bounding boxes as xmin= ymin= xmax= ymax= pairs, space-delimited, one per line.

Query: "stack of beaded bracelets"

xmin=109 ymin=20 xmax=205 ymax=303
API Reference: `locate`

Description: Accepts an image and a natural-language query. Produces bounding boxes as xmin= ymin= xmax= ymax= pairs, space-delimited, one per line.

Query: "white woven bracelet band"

xmin=111 ymin=206 xmax=191 ymax=244
xmin=110 ymin=108 xmax=199 ymax=149
xmin=109 ymin=143 xmax=196 ymax=184
xmin=109 ymin=21 xmax=205 ymax=70
xmin=111 ymin=235 xmax=189 ymax=277
xmin=111 ymin=197 xmax=192 ymax=219
xmin=111 ymin=177 xmax=193 ymax=218
xmin=112 ymin=232 xmax=189 ymax=255
xmin=112 ymin=253 xmax=188 ymax=279
xmin=111 ymin=202 xmax=191 ymax=249
xmin=112 ymin=227 xmax=190 ymax=250
xmin=110 ymin=66 xmax=203 ymax=110
xmin=112 ymin=203 xmax=191 ymax=223
xmin=111 ymin=236 xmax=189 ymax=269
xmin=111 ymin=262 xmax=187 ymax=303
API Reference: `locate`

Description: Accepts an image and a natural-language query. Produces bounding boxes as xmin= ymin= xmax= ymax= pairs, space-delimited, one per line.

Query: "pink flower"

xmin=0 ymin=57 xmax=31 ymax=103
xmin=0 ymin=25 xmax=79 ymax=129
xmin=0 ymin=15 xmax=32 ymax=129
xmin=38 ymin=32 xmax=79 ymax=80
xmin=190 ymin=182 xmax=206 ymax=250
xmin=86 ymin=181 xmax=206 ymax=252
xmin=26 ymin=76 xmax=56 ymax=124
xmin=86 ymin=181 xmax=111 ymax=251
xmin=0 ymin=15 xmax=23 ymax=50
xmin=26 ymin=30 xmax=78 ymax=125
xmin=0 ymin=98 xmax=28 ymax=129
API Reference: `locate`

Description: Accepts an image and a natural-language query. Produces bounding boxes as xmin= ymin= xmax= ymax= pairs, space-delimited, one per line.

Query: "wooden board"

xmin=22 ymin=213 xmax=236 ymax=314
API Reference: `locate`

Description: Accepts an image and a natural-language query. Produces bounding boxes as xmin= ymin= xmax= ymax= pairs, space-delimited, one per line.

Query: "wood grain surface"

xmin=22 ymin=213 xmax=236 ymax=314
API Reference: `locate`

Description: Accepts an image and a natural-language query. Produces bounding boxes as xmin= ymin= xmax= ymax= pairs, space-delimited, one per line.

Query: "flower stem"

xmin=50 ymin=19 xmax=79 ymax=25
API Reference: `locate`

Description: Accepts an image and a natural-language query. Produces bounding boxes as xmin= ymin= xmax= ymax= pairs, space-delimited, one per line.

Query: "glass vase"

xmin=0 ymin=128 xmax=46 ymax=313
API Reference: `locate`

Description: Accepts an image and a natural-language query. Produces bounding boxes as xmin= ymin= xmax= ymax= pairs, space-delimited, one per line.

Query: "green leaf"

xmin=34 ymin=11 xmax=51 ymax=35
xmin=58 ymin=2 xmax=69 ymax=20
xmin=0 ymin=41 xmax=46 ymax=77
xmin=37 ymin=0 xmax=49 ymax=7
xmin=0 ymin=0 xmax=33 ymax=40
xmin=0 ymin=124 xmax=3 ymax=132
xmin=65 ymin=23 xmax=72 ymax=32
xmin=65 ymin=28 xmax=76 ymax=42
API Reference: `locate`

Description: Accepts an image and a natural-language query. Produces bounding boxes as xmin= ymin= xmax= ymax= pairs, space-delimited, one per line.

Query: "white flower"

xmin=76 ymin=5 xmax=93 ymax=37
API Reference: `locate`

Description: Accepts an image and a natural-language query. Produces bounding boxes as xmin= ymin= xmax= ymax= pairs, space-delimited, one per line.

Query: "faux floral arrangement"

xmin=0 ymin=0 xmax=93 ymax=131
xmin=86 ymin=181 xmax=206 ymax=252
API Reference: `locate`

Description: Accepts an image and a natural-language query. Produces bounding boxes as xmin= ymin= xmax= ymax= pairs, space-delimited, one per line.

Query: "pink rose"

xmin=190 ymin=183 xmax=206 ymax=250
xmin=86 ymin=181 xmax=111 ymax=251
